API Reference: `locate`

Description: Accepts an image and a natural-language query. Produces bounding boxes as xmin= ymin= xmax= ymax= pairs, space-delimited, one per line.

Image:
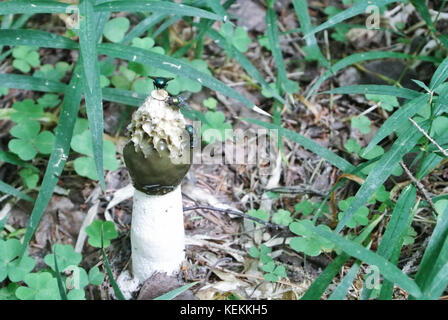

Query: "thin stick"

xmin=409 ymin=117 xmax=448 ymax=157
xmin=183 ymin=205 xmax=286 ymax=230
xmin=399 ymin=161 xmax=437 ymax=214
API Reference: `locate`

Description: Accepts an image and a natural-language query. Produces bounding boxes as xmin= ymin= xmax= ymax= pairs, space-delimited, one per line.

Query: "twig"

xmin=409 ymin=117 xmax=448 ymax=157
xmin=399 ymin=161 xmax=437 ymax=214
xmin=183 ymin=205 xmax=287 ymax=230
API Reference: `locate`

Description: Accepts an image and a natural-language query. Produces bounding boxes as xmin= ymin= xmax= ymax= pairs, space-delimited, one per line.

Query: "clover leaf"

xmin=19 ymin=168 xmax=39 ymax=189
xmin=295 ymin=199 xmax=314 ymax=216
xmin=403 ymin=227 xmax=417 ymax=246
xmin=0 ymin=283 xmax=19 ymax=300
xmin=11 ymin=99 xmax=44 ymax=123
xmin=85 ymin=220 xmax=119 ymax=249
xmin=338 ymin=197 xmax=369 ymax=228
xmin=37 ymin=93 xmax=61 ymax=108
xmin=44 ymin=243 xmax=82 ymax=272
xmin=203 ymin=97 xmax=217 ymax=110
xmin=247 ymin=209 xmax=269 ymax=225
xmin=289 ymin=220 xmax=334 ymax=256
xmin=220 ymin=23 xmax=252 ymax=53
xmin=344 ymin=138 xmax=361 ymax=153
xmin=0 ymin=239 xmax=35 ymax=282
xmin=88 ymin=266 xmax=105 ymax=285
xmin=103 ymin=17 xmax=130 ymax=43
xmin=70 ymin=130 xmax=119 ymax=181
xmin=201 ymin=111 xmax=232 ymax=144
xmin=272 ymin=209 xmax=293 ymax=226
xmin=351 ymin=115 xmax=371 ymax=134
xmin=12 ymin=46 xmax=40 ymax=73
xmin=15 ymin=272 xmax=60 ymax=300
xmin=34 ymin=62 xmax=70 ymax=81
xmin=8 ymin=120 xmax=55 ymax=161
xmin=365 ymin=94 xmax=399 ymax=112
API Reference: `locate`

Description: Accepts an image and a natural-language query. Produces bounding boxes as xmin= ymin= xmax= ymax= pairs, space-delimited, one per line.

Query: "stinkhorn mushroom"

xmin=123 ymin=78 xmax=192 ymax=282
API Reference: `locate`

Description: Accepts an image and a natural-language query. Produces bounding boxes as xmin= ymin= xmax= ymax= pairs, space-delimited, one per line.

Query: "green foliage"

xmin=249 ymin=244 xmax=287 ymax=282
xmin=12 ymin=46 xmax=40 ymax=73
xmin=247 ymin=209 xmax=269 ymax=225
xmin=34 ymin=62 xmax=70 ymax=81
xmin=70 ymin=130 xmax=119 ymax=181
xmin=201 ymin=111 xmax=232 ymax=144
xmin=220 ymin=22 xmax=252 ymax=53
xmin=338 ymin=197 xmax=369 ymax=228
xmin=289 ymin=220 xmax=334 ymax=256
xmin=103 ymin=17 xmax=130 ymax=43
xmin=203 ymin=97 xmax=217 ymax=110
xmin=295 ymin=199 xmax=314 ymax=216
xmin=272 ymin=209 xmax=293 ymax=226
xmin=85 ymin=220 xmax=119 ymax=249
xmin=344 ymin=138 xmax=361 ymax=153
xmin=37 ymin=93 xmax=61 ymax=108
xmin=8 ymin=120 xmax=55 ymax=161
xmin=365 ymin=94 xmax=399 ymax=111
xmin=19 ymin=168 xmax=39 ymax=189
xmin=0 ymin=239 xmax=35 ymax=282
xmin=351 ymin=115 xmax=371 ymax=134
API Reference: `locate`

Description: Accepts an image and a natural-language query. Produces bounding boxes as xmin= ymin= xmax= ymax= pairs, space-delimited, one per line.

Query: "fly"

xmin=149 ymin=76 xmax=174 ymax=90
xmin=165 ymin=92 xmax=191 ymax=109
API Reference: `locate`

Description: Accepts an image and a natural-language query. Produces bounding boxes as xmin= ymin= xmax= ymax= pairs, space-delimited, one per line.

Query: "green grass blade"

xmin=102 ymin=247 xmax=125 ymax=300
xmin=306 ymin=223 xmax=422 ymax=298
xmin=102 ymin=88 xmax=144 ymax=106
xmin=323 ymin=85 xmax=421 ymax=100
xmin=423 ymin=262 xmax=448 ymax=300
xmin=413 ymin=205 xmax=448 ymax=298
xmin=242 ymin=117 xmax=355 ymax=172
xmin=305 ymin=0 xmax=402 ymax=38
xmin=306 ymin=51 xmax=412 ymax=98
xmin=301 ymin=215 xmax=383 ymax=300
xmin=0 ymin=180 xmax=33 ymax=202
xmin=206 ymin=29 xmax=286 ymax=104
xmin=328 ymin=261 xmax=360 ymax=300
xmin=20 ymin=66 xmax=83 ymax=255
xmin=0 ymin=73 xmax=67 ymax=92
xmin=430 ymin=56 xmax=448 ymax=90
xmin=53 ymin=246 xmax=68 ymax=300
xmin=94 ymin=1 xmax=222 ymax=21
xmin=362 ymin=185 xmax=417 ymax=299
xmin=98 ymin=43 xmax=257 ymax=109
xmin=0 ymin=29 xmax=78 ymax=49
xmin=363 ymin=94 xmax=428 ymax=155
xmin=79 ymin=0 xmax=105 ymax=190
xmin=336 ymin=121 xmax=428 ymax=232
xmin=266 ymin=1 xmax=297 ymax=94
xmin=153 ymin=282 xmax=198 ymax=300
xmin=0 ymin=0 xmax=69 ymax=14
xmin=292 ymin=0 xmax=329 ymax=68
xmin=122 ymin=13 xmax=167 ymax=44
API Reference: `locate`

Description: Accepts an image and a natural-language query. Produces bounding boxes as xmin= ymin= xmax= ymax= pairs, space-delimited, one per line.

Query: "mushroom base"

xmin=131 ymin=186 xmax=185 ymax=282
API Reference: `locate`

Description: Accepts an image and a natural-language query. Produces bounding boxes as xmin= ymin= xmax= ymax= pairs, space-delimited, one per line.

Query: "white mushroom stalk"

xmin=123 ymin=88 xmax=192 ymax=283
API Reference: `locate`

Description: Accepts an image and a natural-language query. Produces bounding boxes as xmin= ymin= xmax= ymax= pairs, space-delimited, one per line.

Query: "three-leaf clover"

xmin=344 ymin=138 xmax=361 ymax=153
xmin=15 ymin=272 xmax=60 ymax=300
xmin=289 ymin=220 xmax=334 ymax=256
xmin=203 ymin=97 xmax=217 ymax=110
xmin=85 ymin=220 xmax=119 ymax=248
xmin=34 ymin=62 xmax=70 ymax=81
xmin=0 ymin=239 xmax=35 ymax=282
xmin=37 ymin=93 xmax=61 ymax=108
xmin=10 ymin=99 xmax=44 ymax=123
xmin=338 ymin=197 xmax=369 ymax=228
xmin=365 ymin=94 xmax=399 ymax=112
xmin=295 ymin=199 xmax=314 ymax=216
xmin=247 ymin=209 xmax=269 ymax=225
xmin=201 ymin=111 xmax=232 ymax=144
xmin=220 ymin=22 xmax=252 ymax=53
xmin=103 ymin=17 xmax=130 ymax=43
xmin=351 ymin=115 xmax=371 ymax=134
xmin=70 ymin=130 xmax=119 ymax=180
xmin=19 ymin=168 xmax=39 ymax=189
xmin=12 ymin=46 xmax=40 ymax=73
xmin=272 ymin=209 xmax=293 ymax=226
xmin=44 ymin=243 xmax=82 ymax=272
xmin=8 ymin=120 xmax=55 ymax=161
